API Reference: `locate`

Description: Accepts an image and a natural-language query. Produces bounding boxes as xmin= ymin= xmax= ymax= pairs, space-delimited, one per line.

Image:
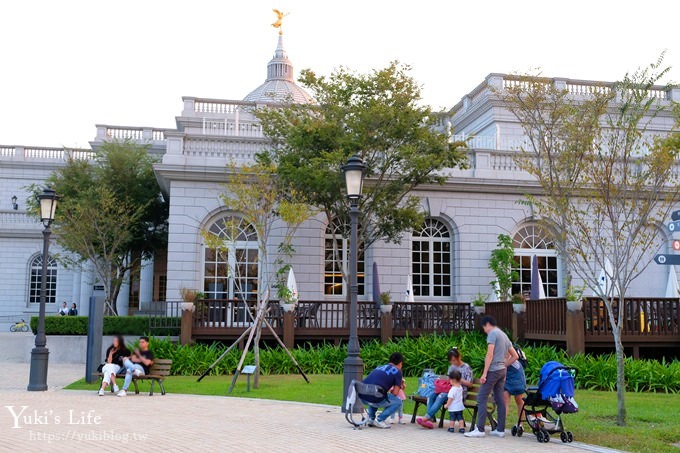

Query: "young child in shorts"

xmin=444 ymin=370 xmax=465 ymax=433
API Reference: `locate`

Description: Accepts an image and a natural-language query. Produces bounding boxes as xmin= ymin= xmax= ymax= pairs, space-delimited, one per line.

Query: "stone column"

xmin=566 ymin=310 xmax=585 ymax=355
xmin=116 ymin=269 xmax=130 ymax=316
xmin=79 ymin=263 xmax=94 ymax=317
xmin=71 ymin=267 xmax=81 ymax=314
xmin=139 ymin=256 xmax=154 ymax=312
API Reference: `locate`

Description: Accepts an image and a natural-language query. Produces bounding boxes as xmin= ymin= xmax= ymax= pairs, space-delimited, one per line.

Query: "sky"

xmin=0 ymin=0 xmax=678 ymax=148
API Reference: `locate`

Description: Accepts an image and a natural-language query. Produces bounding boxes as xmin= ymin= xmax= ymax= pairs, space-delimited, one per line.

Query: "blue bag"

xmin=416 ymin=369 xmax=437 ymax=398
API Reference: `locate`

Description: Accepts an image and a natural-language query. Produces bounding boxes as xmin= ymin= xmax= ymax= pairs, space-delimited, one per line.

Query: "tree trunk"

xmin=612 ymin=325 xmax=627 ymax=426
xmin=253 ymin=314 xmax=262 ymax=389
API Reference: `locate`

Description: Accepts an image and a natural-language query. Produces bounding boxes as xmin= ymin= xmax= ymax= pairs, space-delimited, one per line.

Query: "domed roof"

xmin=243 ymin=35 xmax=313 ymax=104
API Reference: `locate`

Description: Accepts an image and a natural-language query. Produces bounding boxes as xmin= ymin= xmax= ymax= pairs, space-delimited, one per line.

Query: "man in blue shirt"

xmin=360 ymin=352 xmax=405 ymax=429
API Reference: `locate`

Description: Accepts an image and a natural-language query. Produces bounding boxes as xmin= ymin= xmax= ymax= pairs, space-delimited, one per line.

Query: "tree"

xmin=502 ymin=58 xmax=679 ymax=425
xmin=489 ymin=234 xmax=519 ymax=301
xmin=36 ymin=141 xmax=168 ymax=315
xmin=499 ymin=74 xmax=611 ymax=288
xmin=257 ymin=62 xmax=468 ymax=288
xmin=202 ymin=155 xmax=312 ymax=388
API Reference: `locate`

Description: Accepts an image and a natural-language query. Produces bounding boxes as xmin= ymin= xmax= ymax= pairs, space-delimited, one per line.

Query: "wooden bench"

xmin=410 ymin=378 xmax=497 ymax=430
xmin=95 ymin=359 xmax=172 ymax=396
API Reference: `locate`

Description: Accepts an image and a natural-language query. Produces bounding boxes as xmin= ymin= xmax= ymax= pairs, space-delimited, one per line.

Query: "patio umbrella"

xmin=530 ymin=255 xmax=546 ymax=300
xmin=665 ymin=265 xmax=680 ymax=298
xmin=406 ymin=274 xmax=415 ymax=303
xmin=372 ymin=262 xmax=381 ymax=309
xmin=594 ymin=258 xmax=615 ymax=297
xmin=286 ymin=268 xmax=298 ymax=303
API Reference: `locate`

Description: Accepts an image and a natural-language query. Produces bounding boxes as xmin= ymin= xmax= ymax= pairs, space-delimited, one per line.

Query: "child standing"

xmin=391 ymin=379 xmax=407 ymax=424
xmin=444 ymin=370 xmax=465 ymax=433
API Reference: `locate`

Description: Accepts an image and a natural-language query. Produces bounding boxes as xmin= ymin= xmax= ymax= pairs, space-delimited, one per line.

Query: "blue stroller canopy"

xmin=539 ymin=361 xmax=576 ymax=400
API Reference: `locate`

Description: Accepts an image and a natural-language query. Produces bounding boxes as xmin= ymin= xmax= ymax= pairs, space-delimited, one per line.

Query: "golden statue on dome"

xmin=272 ymin=9 xmax=289 ymax=35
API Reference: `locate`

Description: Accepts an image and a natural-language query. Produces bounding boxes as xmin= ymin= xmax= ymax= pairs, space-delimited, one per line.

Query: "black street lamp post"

xmin=28 ymin=188 xmax=59 ymax=391
xmin=341 ymin=155 xmax=365 ymax=412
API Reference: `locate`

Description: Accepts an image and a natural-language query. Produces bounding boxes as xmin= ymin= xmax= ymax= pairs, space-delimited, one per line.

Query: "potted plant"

xmin=379 ymin=291 xmax=393 ymax=313
xmin=471 ymin=293 xmax=488 ymax=314
xmin=511 ymin=293 xmax=526 ymax=313
xmin=565 ymin=284 xmax=585 ymax=311
xmin=278 ymin=286 xmax=297 ymax=313
xmin=179 ymin=287 xmax=200 ymax=312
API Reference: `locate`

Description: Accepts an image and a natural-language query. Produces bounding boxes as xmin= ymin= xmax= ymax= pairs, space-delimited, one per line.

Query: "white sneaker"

xmin=490 ymin=430 xmax=506 ymax=438
xmin=113 ymin=384 xmax=119 ymax=393
xmin=373 ymin=419 xmax=391 ymax=429
xmin=98 ymin=389 xmax=104 ymax=396
xmin=366 ymin=418 xmax=376 ymax=427
xmin=464 ymin=427 xmax=486 ymax=437
xmin=117 ymin=390 xmax=127 ymax=397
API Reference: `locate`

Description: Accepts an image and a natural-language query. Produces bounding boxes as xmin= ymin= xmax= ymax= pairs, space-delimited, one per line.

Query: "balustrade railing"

xmin=525 ymin=298 xmax=567 ymax=338
xmin=583 ymin=297 xmax=680 ymax=337
xmin=484 ymin=302 xmax=513 ymax=331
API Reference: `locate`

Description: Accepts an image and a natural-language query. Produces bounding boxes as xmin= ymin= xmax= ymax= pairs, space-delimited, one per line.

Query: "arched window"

xmin=411 ymin=218 xmax=452 ymax=298
xmin=512 ymin=224 xmax=559 ymax=297
xmin=324 ymin=221 xmax=365 ymax=296
xmin=203 ymin=215 xmax=258 ymax=301
xmin=28 ymin=254 xmax=57 ymax=304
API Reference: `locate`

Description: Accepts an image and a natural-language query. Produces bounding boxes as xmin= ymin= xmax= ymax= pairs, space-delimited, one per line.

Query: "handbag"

xmin=417 ymin=370 xmax=438 ymax=398
xmin=434 ymin=378 xmax=452 ymax=394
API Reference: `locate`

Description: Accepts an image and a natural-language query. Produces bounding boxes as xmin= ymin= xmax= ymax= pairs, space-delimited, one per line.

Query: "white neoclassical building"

xmin=1 ymin=32 xmax=679 ymax=325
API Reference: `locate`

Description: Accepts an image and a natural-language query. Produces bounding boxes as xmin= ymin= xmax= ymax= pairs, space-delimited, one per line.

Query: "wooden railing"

xmin=525 ymin=298 xmax=567 ymax=340
xmin=191 ymin=299 xmax=478 ymax=340
xmin=583 ymin=297 xmax=680 ymax=338
xmin=484 ymin=302 xmax=513 ymax=331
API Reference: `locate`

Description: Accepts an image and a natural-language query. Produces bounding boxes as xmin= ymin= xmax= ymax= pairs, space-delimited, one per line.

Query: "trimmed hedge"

xmin=147 ymin=333 xmax=680 ymax=393
xmin=30 ymin=316 xmax=180 ymax=336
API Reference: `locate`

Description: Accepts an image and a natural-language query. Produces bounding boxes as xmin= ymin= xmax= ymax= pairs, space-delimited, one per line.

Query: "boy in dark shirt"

xmin=117 ymin=336 xmax=154 ymax=397
xmin=360 ymin=352 xmax=405 ymax=429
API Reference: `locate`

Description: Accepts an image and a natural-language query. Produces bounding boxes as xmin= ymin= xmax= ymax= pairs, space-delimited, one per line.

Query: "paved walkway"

xmin=1 ymin=362 xmax=620 ymax=452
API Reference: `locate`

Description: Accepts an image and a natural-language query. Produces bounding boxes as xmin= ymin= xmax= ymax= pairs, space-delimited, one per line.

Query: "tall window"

xmin=411 ymin=218 xmax=452 ymax=298
xmin=28 ymin=254 xmax=57 ymax=304
xmin=204 ymin=216 xmax=258 ymax=301
xmin=324 ymin=221 xmax=365 ymax=296
xmin=512 ymin=224 xmax=559 ymax=297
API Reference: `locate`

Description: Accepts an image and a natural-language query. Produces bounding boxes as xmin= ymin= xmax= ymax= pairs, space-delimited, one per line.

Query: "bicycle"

xmin=10 ymin=319 xmax=29 ymax=332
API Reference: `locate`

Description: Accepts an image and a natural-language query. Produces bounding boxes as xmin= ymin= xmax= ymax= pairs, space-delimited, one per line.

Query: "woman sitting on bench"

xmin=98 ymin=335 xmax=129 ymax=396
xmin=417 ymin=347 xmax=474 ymax=429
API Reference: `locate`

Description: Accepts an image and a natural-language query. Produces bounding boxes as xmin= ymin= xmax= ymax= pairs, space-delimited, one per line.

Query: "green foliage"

xmin=489 ymin=234 xmax=518 ymax=301
xmin=257 ymin=61 xmax=468 ymax=249
xmin=146 ymin=334 xmax=680 ymax=392
xmin=471 ymin=293 xmax=488 ymax=307
xmin=29 ymin=316 xmax=179 ymax=336
xmin=29 ymin=141 xmax=168 ymax=315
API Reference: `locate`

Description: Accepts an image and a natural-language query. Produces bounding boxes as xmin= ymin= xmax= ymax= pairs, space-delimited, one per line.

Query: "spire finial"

xmin=271 ymin=9 xmax=289 ymax=36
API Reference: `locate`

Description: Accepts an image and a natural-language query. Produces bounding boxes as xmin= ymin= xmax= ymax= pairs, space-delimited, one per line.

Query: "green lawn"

xmin=67 ymin=375 xmax=680 ymax=452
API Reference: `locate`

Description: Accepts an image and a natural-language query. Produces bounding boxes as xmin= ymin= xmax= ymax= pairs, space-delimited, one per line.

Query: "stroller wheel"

xmin=536 ymin=431 xmax=545 ymax=443
xmin=517 ymin=425 xmax=524 ymax=437
xmin=511 ymin=426 xmax=518 ymax=437
xmin=567 ymin=431 xmax=574 ymax=443
xmin=560 ymin=432 xmax=568 ymax=443
xmin=542 ymin=430 xmax=550 ymax=443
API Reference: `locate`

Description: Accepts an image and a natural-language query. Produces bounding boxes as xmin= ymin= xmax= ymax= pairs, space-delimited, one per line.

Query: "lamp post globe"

xmin=341 ymin=155 xmax=365 ymax=412
xmin=28 ymin=187 xmax=59 ymax=391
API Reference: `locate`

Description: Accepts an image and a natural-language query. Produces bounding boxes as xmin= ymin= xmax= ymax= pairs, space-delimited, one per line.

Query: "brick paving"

xmin=0 ymin=362 xmax=620 ymax=453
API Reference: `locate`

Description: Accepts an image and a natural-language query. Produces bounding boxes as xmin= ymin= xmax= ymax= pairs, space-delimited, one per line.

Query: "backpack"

xmin=514 ymin=344 xmax=528 ymax=369
xmin=417 ymin=369 xmax=438 ymax=398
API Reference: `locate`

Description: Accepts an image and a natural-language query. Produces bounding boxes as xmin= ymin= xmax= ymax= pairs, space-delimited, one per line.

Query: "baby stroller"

xmin=512 ymin=361 xmax=578 ymax=444
xmin=344 ymin=379 xmax=386 ymax=429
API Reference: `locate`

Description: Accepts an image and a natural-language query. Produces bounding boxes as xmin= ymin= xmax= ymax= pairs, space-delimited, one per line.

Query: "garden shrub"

xmin=30 ymin=316 xmax=180 ymax=336
xmin=146 ymin=333 xmax=680 ymax=393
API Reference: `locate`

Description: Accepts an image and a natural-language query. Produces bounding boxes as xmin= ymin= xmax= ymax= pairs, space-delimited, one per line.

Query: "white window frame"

xmin=28 ymin=254 xmax=58 ymax=305
xmin=512 ymin=225 xmax=561 ymax=298
xmin=411 ymin=218 xmax=453 ymax=300
xmin=324 ymin=222 xmax=365 ymax=297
